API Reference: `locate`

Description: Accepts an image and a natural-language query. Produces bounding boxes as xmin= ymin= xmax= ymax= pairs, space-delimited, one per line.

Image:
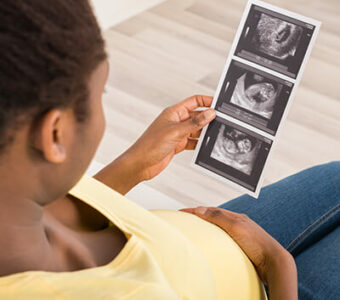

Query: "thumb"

xmin=179 ymin=109 xmax=216 ymax=135
xmin=180 ymin=207 xmax=231 ymax=231
xmin=187 ymin=207 xmax=233 ymax=232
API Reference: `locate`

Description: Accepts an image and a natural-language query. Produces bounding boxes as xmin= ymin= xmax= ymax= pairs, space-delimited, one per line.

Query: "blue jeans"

xmin=218 ymin=161 xmax=340 ymax=300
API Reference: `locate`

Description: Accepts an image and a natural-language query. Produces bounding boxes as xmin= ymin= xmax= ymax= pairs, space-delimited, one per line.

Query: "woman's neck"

xmin=0 ymin=156 xmax=56 ymax=276
xmin=0 ymin=197 xmax=53 ymax=276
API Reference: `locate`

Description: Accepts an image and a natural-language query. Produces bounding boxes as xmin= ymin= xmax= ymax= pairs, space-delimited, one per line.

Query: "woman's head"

xmin=0 ymin=0 xmax=108 ymax=202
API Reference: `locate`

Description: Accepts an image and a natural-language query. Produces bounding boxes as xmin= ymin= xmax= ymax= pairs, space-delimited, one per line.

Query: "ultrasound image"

xmin=210 ymin=124 xmax=262 ymax=175
xmin=230 ymin=72 xmax=277 ymax=119
xmin=251 ymin=13 xmax=303 ymax=60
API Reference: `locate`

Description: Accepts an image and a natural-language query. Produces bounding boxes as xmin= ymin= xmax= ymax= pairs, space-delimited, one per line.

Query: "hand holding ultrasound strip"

xmin=192 ymin=0 xmax=321 ymax=198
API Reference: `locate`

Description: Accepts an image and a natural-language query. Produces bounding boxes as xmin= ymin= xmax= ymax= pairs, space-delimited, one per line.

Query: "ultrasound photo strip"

xmin=192 ymin=0 xmax=321 ymax=198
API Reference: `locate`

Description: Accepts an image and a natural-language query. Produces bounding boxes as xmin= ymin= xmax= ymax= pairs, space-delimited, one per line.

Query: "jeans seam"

xmin=286 ymin=202 xmax=340 ymax=253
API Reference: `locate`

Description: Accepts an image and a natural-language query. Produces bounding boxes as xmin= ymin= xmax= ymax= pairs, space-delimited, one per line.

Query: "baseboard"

xmin=91 ymin=0 xmax=165 ymax=30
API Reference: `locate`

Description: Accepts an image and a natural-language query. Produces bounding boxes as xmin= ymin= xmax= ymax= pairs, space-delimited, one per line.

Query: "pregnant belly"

xmin=151 ymin=209 xmax=267 ymax=300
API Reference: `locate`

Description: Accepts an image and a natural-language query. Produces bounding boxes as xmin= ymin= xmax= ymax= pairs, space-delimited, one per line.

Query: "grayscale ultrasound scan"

xmin=251 ymin=13 xmax=303 ymax=61
xmin=211 ymin=124 xmax=261 ymax=175
xmin=194 ymin=116 xmax=273 ymax=194
xmin=215 ymin=60 xmax=293 ymax=136
xmin=230 ymin=72 xmax=277 ymax=119
xmin=234 ymin=4 xmax=317 ymax=79
xmin=193 ymin=0 xmax=320 ymax=197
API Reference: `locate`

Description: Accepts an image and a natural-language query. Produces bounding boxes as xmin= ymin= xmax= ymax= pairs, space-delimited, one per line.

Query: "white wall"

xmin=91 ymin=0 xmax=165 ymax=30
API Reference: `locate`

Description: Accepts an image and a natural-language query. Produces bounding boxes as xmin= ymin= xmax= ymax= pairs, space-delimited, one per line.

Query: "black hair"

xmin=0 ymin=0 xmax=107 ymax=153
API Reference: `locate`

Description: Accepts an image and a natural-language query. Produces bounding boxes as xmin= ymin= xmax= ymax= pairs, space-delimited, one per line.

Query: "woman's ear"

xmin=31 ymin=109 xmax=67 ymax=163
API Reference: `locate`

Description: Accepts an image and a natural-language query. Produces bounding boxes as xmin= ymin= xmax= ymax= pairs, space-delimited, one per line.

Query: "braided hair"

xmin=0 ymin=0 xmax=107 ymax=153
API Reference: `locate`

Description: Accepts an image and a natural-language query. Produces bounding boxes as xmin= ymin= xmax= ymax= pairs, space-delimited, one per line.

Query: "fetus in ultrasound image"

xmin=210 ymin=124 xmax=261 ymax=175
xmin=251 ymin=13 xmax=303 ymax=60
xmin=230 ymin=72 xmax=277 ymax=119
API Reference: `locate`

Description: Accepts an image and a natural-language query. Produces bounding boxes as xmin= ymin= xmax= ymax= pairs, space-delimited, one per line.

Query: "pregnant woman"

xmin=0 ymin=1 xmax=339 ymax=299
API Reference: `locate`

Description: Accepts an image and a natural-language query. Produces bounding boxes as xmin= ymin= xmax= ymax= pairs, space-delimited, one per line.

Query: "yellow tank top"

xmin=0 ymin=175 xmax=266 ymax=299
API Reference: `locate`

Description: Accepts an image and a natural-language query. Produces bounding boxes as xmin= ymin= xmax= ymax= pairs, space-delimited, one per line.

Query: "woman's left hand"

xmin=179 ymin=206 xmax=298 ymax=299
xmin=126 ymin=95 xmax=216 ymax=181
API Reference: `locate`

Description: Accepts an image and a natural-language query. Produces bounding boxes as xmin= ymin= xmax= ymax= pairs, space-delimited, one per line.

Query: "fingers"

xmin=189 ymin=112 xmax=203 ymax=138
xmin=180 ymin=207 xmax=256 ymax=246
xmin=180 ymin=207 xmax=208 ymax=214
xmin=190 ymin=129 xmax=202 ymax=139
xmin=189 ymin=111 xmax=200 ymax=118
xmin=180 ymin=206 xmax=244 ymax=232
xmin=180 ymin=109 xmax=216 ymax=135
xmin=180 ymin=207 xmax=212 ymax=216
xmin=185 ymin=139 xmax=198 ymax=150
xmin=173 ymin=95 xmax=214 ymax=113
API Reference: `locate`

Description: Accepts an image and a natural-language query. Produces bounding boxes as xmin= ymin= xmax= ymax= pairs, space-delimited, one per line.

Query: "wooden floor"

xmin=93 ymin=0 xmax=340 ymax=208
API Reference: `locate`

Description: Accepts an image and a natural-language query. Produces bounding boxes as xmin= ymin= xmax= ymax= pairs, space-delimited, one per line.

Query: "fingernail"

xmin=195 ymin=207 xmax=207 ymax=215
xmin=204 ymin=109 xmax=216 ymax=119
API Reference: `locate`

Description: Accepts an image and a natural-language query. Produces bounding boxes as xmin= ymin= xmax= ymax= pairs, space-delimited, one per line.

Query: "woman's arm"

xmin=93 ymin=150 xmax=145 ymax=195
xmin=94 ymin=95 xmax=216 ymax=195
xmin=48 ymin=96 xmax=215 ymax=231
xmin=265 ymin=251 xmax=297 ymax=300
xmin=180 ymin=206 xmax=298 ymax=300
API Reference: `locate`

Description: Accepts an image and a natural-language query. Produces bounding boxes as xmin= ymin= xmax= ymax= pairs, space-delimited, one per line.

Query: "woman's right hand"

xmin=179 ymin=206 xmax=298 ymax=299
